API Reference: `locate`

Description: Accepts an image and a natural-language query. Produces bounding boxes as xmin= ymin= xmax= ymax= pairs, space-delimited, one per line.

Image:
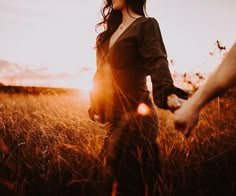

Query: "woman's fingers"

xmin=100 ymin=122 xmax=113 ymax=130
xmin=98 ymin=122 xmax=113 ymax=131
xmin=93 ymin=114 xmax=113 ymax=130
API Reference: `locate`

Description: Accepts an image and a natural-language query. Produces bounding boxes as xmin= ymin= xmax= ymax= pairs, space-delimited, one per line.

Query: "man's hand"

xmin=173 ymin=100 xmax=200 ymax=137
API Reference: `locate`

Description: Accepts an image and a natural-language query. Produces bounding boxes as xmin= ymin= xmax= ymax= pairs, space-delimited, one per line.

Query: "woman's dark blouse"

xmin=90 ymin=17 xmax=188 ymax=122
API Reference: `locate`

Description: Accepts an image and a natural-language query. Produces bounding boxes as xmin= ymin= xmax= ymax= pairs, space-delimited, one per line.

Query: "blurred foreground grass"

xmin=0 ymin=90 xmax=235 ymax=196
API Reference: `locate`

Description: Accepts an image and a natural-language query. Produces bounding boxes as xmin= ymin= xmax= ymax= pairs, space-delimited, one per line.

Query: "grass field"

xmin=0 ymin=87 xmax=235 ymax=196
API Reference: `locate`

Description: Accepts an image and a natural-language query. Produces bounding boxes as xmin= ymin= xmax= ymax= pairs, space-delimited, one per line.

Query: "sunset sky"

xmin=0 ymin=0 xmax=235 ymax=90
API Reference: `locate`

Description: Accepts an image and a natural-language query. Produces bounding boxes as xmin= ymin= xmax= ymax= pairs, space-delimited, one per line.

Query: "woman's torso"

xmin=92 ymin=17 xmax=156 ymax=122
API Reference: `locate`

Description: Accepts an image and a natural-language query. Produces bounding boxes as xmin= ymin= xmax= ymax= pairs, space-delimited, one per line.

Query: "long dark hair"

xmin=96 ymin=0 xmax=147 ymax=45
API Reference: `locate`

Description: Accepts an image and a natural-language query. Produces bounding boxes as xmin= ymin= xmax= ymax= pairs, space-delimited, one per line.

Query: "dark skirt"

xmin=94 ymin=110 xmax=162 ymax=196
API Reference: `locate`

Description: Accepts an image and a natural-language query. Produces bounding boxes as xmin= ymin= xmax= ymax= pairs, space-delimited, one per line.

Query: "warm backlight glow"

xmin=58 ymin=72 xmax=94 ymax=91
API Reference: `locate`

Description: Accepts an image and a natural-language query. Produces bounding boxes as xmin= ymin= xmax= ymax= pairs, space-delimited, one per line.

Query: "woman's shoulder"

xmin=136 ymin=16 xmax=160 ymax=29
xmin=138 ymin=16 xmax=159 ymax=23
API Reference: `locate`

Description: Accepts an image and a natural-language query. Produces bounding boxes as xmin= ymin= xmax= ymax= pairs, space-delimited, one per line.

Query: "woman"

xmin=88 ymin=0 xmax=188 ymax=195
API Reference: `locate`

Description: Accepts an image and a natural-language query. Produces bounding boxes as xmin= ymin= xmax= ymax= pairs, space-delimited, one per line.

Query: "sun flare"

xmin=63 ymin=73 xmax=94 ymax=91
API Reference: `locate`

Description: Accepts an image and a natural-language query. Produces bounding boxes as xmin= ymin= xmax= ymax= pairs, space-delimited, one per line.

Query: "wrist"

xmin=187 ymin=96 xmax=202 ymax=114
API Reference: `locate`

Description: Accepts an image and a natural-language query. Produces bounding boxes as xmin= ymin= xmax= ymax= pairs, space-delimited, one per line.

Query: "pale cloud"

xmin=0 ymin=60 xmax=24 ymax=73
xmin=0 ymin=59 xmax=94 ymax=89
xmin=0 ymin=0 xmax=100 ymax=70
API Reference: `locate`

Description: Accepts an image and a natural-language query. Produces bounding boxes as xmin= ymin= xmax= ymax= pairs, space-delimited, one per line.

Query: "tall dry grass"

xmin=0 ymin=91 xmax=235 ymax=195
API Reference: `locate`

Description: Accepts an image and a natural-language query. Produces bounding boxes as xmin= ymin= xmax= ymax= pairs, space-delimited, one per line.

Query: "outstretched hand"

xmin=173 ymin=100 xmax=200 ymax=138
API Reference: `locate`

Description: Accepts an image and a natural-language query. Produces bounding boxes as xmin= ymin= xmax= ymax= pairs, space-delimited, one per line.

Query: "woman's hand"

xmin=167 ymin=94 xmax=186 ymax=112
xmin=94 ymin=115 xmax=113 ymax=131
